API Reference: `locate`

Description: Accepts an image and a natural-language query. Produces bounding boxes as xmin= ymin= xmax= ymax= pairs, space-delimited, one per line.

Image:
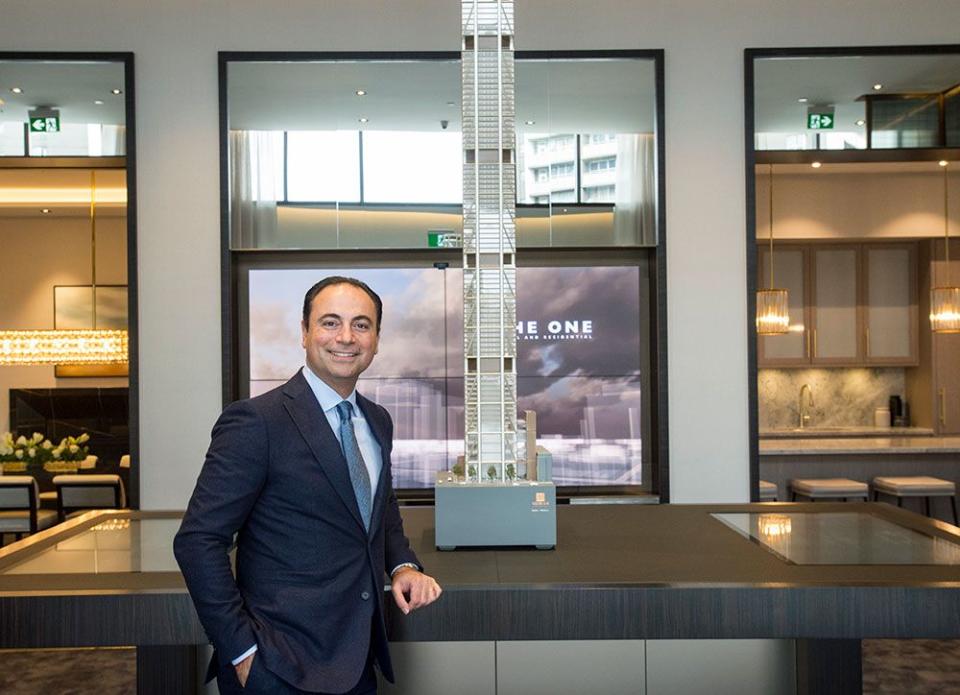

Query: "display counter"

xmin=2 ymin=503 xmax=960 ymax=694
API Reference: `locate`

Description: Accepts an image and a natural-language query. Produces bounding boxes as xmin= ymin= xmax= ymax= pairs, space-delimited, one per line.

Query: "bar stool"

xmin=872 ymin=476 xmax=958 ymax=525
xmin=790 ymin=478 xmax=869 ymax=502
xmin=759 ymin=480 xmax=779 ymax=501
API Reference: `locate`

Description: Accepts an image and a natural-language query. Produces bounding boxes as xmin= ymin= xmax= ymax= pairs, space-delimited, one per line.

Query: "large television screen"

xmin=247 ymin=265 xmax=643 ymax=487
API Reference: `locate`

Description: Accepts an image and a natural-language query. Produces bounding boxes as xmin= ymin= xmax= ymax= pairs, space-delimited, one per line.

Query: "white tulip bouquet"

xmin=0 ymin=431 xmax=91 ymax=468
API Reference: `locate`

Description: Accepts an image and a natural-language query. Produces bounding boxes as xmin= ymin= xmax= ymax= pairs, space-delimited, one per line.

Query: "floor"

xmin=863 ymin=640 xmax=960 ymax=694
xmin=0 ymin=641 xmax=958 ymax=693
xmin=0 ymin=647 xmax=136 ymax=694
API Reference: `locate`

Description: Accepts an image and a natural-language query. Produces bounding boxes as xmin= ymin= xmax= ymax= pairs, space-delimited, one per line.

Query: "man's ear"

xmin=301 ymin=321 xmax=308 ymax=348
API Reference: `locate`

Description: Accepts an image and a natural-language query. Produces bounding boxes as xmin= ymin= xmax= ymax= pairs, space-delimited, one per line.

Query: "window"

xmin=871 ymin=97 xmax=940 ymax=149
xmin=517 ymin=133 xmax=639 ymax=208
xmin=550 ymin=161 xmax=575 ymax=177
xmin=362 ymin=131 xmax=462 ymax=204
xmin=286 ymin=131 xmax=361 ymax=202
xmin=26 ymin=123 xmax=126 ymax=157
xmin=585 ymin=156 xmax=616 ymax=172
xmin=583 ymin=184 xmax=615 ymax=202
xmin=0 ymin=123 xmax=24 ymax=156
xmin=586 ymin=133 xmax=616 ymax=145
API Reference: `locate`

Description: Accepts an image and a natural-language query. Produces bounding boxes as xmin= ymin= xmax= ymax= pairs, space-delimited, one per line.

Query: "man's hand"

xmin=390 ymin=567 xmax=442 ymax=614
xmin=235 ymin=652 xmax=254 ymax=688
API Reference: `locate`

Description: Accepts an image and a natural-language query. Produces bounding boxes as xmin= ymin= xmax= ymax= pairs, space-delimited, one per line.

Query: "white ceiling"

xmin=755 ymin=54 xmax=960 ymax=134
xmin=228 ymin=57 xmax=656 ymax=134
xmin=0 ymin=61 xmax=126 ymax=126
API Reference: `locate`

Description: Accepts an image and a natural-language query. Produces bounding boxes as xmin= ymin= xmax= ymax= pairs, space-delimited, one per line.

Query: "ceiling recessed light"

xmin=855 ymin=119 xmax=865 ymax=126
xmin=358 ymin=117 xmax=368 ymax=123
xmin=525 ymin=120 xmax=535 ymax=125
xmin=939 ymin=160 xmax=949 ymax=167
xmin=811 ymin=161 xmax=822 ymax=169
xmin=355 ymin=89 xmax=366 ymax=96
xmin=111 ymin=88 xmax=122 ymax=95
xmin=94 ymin=99 xmax=104 ymax=105
xmin=873 ymin=83 xmax=883 ymax=91
xmin=40 ymin=208 xmax=51 ymax=214
xmin=10 ymin=87 xmax=23 ymax=94
xmin=797 ymin=97 xmax=808 ymax=103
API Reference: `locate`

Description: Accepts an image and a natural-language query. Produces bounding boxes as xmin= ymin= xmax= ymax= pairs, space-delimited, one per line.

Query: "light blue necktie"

xmin=335 ymin=401 xmax=372 ymax=531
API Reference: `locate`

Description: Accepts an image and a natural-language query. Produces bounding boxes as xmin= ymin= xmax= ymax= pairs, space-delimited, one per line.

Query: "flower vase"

xmin=44 ymin=461 xmax=79 ymax=474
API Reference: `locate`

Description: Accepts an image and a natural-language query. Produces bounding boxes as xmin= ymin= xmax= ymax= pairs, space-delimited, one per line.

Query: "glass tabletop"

xmin=713 ymin=511 xmax=960 ymax=565
xmin=1 ymin=517 xmax=182 ymax=574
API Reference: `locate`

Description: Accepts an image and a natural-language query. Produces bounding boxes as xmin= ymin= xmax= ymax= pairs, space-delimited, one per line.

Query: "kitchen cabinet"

xmin=934 ymin=332 xmax=960 ymax=433
xmin=757 ymin=247 xmax=807 ymax=365
xmin=757 ymin=242 xmax=918 ymax=367
xmin=863 ymin=244 xmax=918 ymax=364
xmin=811 ymin=246 xmax=859 ymax=364
xmin=906 ymin=240 xmax=958 ymax=434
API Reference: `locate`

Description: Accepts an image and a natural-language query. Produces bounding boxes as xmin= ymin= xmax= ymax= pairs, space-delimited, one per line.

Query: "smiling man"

xmin=174 ymin=276 xmax=441 ymax=695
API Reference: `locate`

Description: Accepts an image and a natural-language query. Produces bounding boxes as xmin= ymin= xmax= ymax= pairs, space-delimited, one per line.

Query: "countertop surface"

xmin=760 ymin=426 xmax=935 ymax=439
xmin=3 ymin=505 xmax=960 ymax=590
xmin=3 ymin=506 xmax=960 ymax=645
xmin=760 ymin=436 xmax=960 ymax=455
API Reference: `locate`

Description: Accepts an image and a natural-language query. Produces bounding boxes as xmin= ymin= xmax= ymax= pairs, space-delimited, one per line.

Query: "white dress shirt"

xmin=301 ymin=365 xmax=382 ymax=500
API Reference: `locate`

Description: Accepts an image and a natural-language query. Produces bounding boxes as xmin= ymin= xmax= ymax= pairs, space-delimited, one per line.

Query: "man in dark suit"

xmin=174 ymin=276 xmax=441 ymax=694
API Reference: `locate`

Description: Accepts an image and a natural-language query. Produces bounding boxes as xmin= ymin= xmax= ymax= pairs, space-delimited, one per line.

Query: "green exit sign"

xmin=29 ymin=116 xmax=60 ymax=133
xmin=807 ymin=113 xmax=834 ymax=130
xmin=428 ymin=231 xmax=461 ymax=248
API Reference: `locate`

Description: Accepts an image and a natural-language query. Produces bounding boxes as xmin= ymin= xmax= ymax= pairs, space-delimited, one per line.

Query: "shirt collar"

xmin=302 ymin=365 xmax=357 ymax=414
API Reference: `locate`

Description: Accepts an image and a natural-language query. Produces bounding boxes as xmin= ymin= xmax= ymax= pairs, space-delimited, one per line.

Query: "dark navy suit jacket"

xmin=173 ymin=370 xmax=420 ymax=692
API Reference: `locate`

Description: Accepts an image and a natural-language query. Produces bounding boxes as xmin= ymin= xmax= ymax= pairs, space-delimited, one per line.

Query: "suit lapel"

xmin=282 ymin=371 xmax=366 ymax=533
xmin=356 ymin=392 xmax=390 ymax=530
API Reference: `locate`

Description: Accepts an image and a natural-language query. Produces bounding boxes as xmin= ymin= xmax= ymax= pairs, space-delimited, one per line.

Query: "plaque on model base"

xmin=435 ymin=452 xmax=557 ymax=550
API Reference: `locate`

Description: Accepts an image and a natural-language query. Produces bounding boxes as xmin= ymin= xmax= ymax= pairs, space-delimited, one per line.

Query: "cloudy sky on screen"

xmin=248 ymin=266 xmax=642 ymax=381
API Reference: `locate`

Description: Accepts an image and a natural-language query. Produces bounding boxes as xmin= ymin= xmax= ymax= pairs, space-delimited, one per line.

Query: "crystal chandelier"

xmin=0 ymin=171 xmax=129 ymax=366
xmin=0 ymin=329 xmax=128 ymax=365
xmin=757 ymin=163 xmax=789 ymax=335
xmin=931 ymin=161 xmax=959 ymax=333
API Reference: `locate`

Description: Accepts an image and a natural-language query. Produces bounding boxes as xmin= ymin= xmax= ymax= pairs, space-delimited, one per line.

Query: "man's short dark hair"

xmin=302 ymin=276 xmax=383 ymax=334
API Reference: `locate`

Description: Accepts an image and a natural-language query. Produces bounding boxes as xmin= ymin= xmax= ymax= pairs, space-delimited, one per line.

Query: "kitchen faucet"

xmin=798 ymin=384 xmax=814 ymax=429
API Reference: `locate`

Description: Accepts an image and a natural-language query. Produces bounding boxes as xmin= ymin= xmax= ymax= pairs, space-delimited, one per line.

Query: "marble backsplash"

xmin=758 ymin=368 xmax=906 ymax=430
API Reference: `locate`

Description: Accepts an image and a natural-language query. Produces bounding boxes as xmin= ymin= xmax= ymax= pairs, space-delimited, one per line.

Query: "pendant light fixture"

xmin=756 ymin=163 xmax=790 ymax=335
xmin=0 ymin=171 xmax=128 ymax=365
xmin=931 ymin=161 xmax=959 ymax=333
